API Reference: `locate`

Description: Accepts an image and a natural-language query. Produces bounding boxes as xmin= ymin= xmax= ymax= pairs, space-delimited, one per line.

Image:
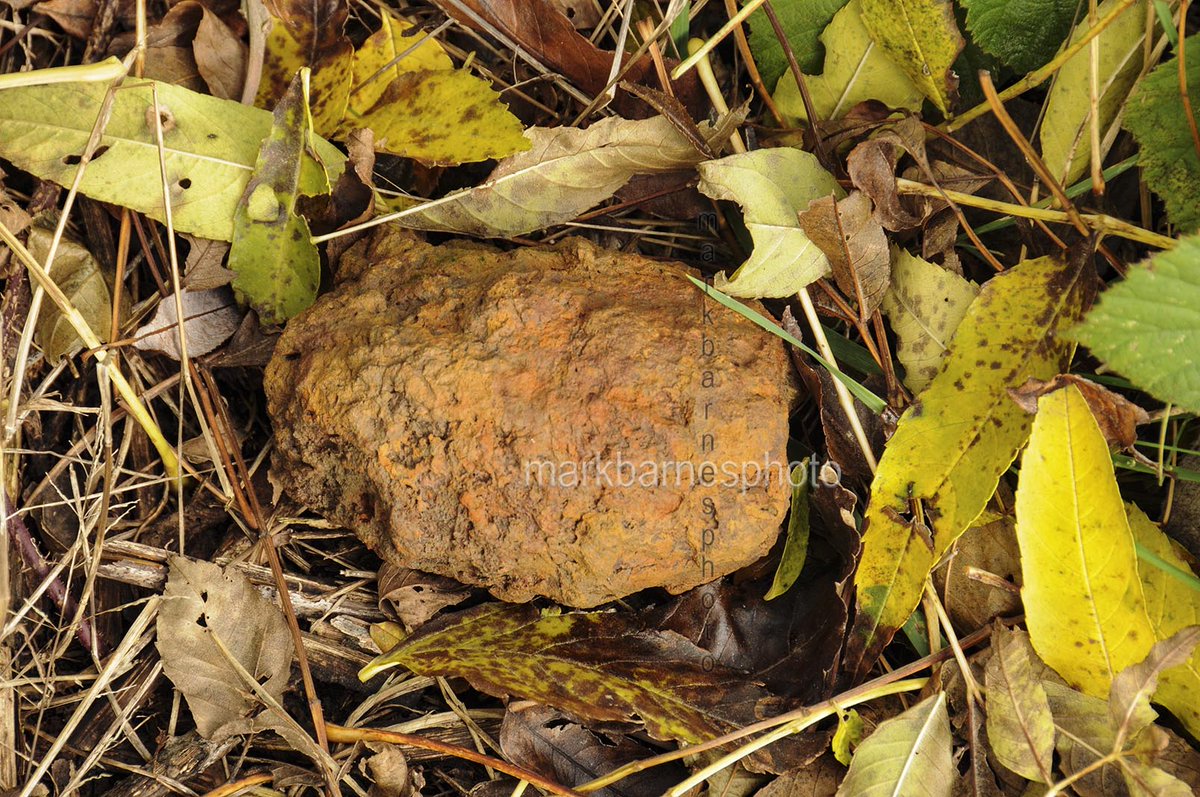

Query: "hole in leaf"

xmin=178 ymin=178 xmax=192 ymax=190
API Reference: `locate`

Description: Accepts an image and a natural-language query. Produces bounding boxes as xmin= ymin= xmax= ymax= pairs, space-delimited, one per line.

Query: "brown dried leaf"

xmin=133 ymin=288 xmax=242 ymax=360
xmin=798 ymin=191 xmax=890 ymax=317
xmin=364 ymin=744 xmax=413 ymax=797
xmin=183 ymin=235 xmax=234 ymax=291
xmin=195 ymin=6 xmax=248 ymax=100
xmin=28 ymin=226 xmax=112 ymax=361
xmin=935 ymin=512 xmax=1021 ymax=631
xmin=377 ymin=562 xmax=469 ymax=630
xmin=1008 ymin=374 xmax=1149 ymax=450
xmin=429 ymin=0 xmax=703 ymax=118
xmin=156 ymin=556 xmax=293 ymax=739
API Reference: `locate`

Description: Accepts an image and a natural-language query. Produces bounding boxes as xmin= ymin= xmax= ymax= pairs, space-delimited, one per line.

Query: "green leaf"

xmin=1129 ymin=504 xmax=1200 ymax=738
xmin=1016 ymin=384 xmax=1155 ymax=697
xmin=985 ymin=626 xmax=1055 ymax=782
xmin=0 ymin=80 xmax=345 ymax=242
xmin=228 ymin=73 xmax=321 ymax=325
xmin=746 ymin=0 xmax=847 ymax=90
xmin=696 ymin=147 xmax=842 ymax=298
xmin=880 ymin=246 xmax=979 ymax=395
xmin=1124 ymin=34 xmax=1200 ymax=233
xmin=764 ymin=463 xmax=810 ymax=600
xmin=360 ymin=603 xmax=797 ymax=770
xmin=774 ymin=0 xmax=924 ymax=123
xmin=1040 ymin=0 xmax=1147 ymax=187
xmin=960 ymin=0 xmax=1078 ymax=73
xmin=1070 ymin=234 xmax=1200 ymax=414
xmin=845 ymin=248 xmax=1094 ymax=678
xmin=396 ymin=114 xmax=731 ymax=238
xmin=27 ymin=226 xmax=112 ymax=362
xmin=858 ymin=0 xmax=964 ymax=114
xmin=837 ymin=693 xmax=953 ymax=797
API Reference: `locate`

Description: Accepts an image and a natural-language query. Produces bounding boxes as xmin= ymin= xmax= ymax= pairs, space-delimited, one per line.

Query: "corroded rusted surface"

xmin=266 ymin=228 xmax=797 ymax=606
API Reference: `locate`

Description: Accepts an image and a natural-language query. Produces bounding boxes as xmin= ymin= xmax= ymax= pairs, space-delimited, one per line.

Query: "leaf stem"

xmin=894 ymin=178 xmax=1177 ymax=249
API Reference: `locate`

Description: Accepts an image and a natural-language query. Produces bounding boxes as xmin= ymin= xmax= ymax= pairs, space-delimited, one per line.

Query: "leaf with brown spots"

xmin=845 ymin=246 xmax=1095 ymax=679
xmin=229 ymin=72 xmax=321 ymax=325
xmin=1015 ymin=383 xmax=1155 ymax=697
xmin=857 ymin=0 xmax=964 ymax=114
xmin=342 ymin=69 xmax=528 ymax=165
xmin=360 ymin=603 xmax=807 ymax=773
xmin=257 ymin=0 xmax=353 ymax=135
xmin=881 ymin=246 xmax=979 ymax=394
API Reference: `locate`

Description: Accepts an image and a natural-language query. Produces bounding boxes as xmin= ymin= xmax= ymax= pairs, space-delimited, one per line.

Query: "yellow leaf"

xmin=342 ymin=69 xmax=529 ymax=165
xmin=1015 ymin=385 xmax=1155 ymax=697
xmin=845 ymin=249 xmax=1093 ymax=678
xmin=881 ymin=247 xmax=979 ymax=394
xmin=858 ymin=0 xmax=964 ymax=114
xmin=1128 ymin=504 xmax=1200 ymax=737
xmin=349 ymin=11 xmax=452 ymax=114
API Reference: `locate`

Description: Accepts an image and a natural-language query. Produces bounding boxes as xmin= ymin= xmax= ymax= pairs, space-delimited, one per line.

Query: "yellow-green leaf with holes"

xmin=348 ymin=11 xmax=452 ymax=114
xmin=774 ymin=0 xmax=924 ymax=123
xmin=341 ymin=69 xmax=528 ymax=165
xmin=1128 ymin=504 xmax=1200 ymax=738
xmin=696 ymin=147 xmax=842 ymax=298
xmin=844 ymin=248 xmax=1094 ymax=679
xmin=881 ymin=247 xmax=979 ymax=394
xmin=0 ymin=81 xmax=344 ymax=242
xmin=1039 ymin=0 xmax=1146 ymax=186
xmin=1015 ymin=384 xmax=1155 ymax=697
xmin=228 ymin=73 xmax=320 ymax=325
xmin=857 ymin=0 xmax=964 ymax=114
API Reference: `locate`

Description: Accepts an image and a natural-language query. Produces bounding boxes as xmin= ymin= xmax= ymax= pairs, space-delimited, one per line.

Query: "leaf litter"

xmin=3 ymin=0 xmax=1200 ymax=794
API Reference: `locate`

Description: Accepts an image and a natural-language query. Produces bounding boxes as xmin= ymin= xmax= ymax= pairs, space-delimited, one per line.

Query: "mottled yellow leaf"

xmin=858 ymin=0 xmax=964 ymax=114
xmin=342 ymin=70 xmax=528 ymax=165
xmin=257 ymin=15 xmax=352 ymax=136
xmin=881 ymin=247 xmax=979 ymax=394
xmin=1015 ymin=384 xmax=1155 ymax=696
xmin=349 ymin=11 xmax=452 ymax=114
xmin=845 ymin=249 xmax=1093 ymax=678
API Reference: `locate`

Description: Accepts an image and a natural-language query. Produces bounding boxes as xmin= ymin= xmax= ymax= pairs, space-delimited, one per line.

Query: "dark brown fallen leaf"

xmin=798 ymin=191 xmax=891 ymax=318
xmin=934 ymin=511 xmax=1022 ymax=632
xmin=429 ymin=0 xmax=704 ymax=118
xmin=756 ymin=753 xmax=844 ymax=797
xmin=499 ymin=702 xmax=685 ymax=797
xmin=1009 ymin=374 xmax=1149 ymax=450
xmin=34 ymin=0 xmax=132 ymax=39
